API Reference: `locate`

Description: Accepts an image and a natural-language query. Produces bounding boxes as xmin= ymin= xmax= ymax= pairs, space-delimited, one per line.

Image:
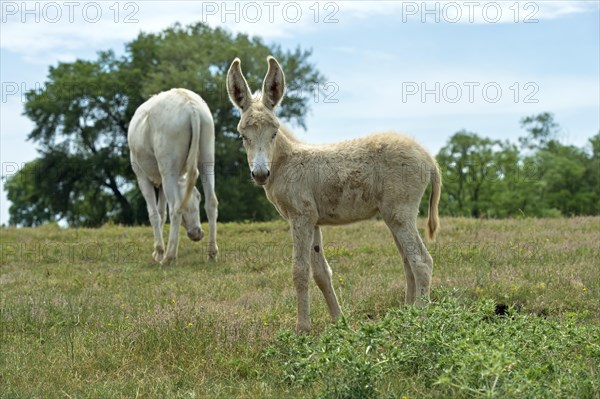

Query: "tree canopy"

xmin=423 ymin=114 xmax=599 ymax=218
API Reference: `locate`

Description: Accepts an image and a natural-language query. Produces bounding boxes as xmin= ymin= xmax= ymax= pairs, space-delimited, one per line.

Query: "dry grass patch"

xmin=1 ymin=217 xmax=598 ymax=398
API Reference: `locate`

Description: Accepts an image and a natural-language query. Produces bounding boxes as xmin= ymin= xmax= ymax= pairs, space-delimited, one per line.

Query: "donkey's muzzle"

xmin=187 ymin=227 xmax=204 ymax=242
xmin=251 ymin=170 xmax=270 ymax=185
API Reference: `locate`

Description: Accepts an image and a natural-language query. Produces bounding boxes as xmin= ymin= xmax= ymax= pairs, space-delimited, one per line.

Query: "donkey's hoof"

xmin=414 ymin=299 xmax=431 ymax=309
xmin=295 ymin=323 xmax=311 ymax=334
xmin=160 ymin=255 xmax=175 ymax=266
xmin=208 ymin=247 xmax=218 ymax=262
xmin=152 ymin=249 xmax=164 ymax=262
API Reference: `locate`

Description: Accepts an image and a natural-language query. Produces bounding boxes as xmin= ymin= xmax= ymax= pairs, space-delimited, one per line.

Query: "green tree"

xmin=435 ymin=130 xmax=501 ymax=217
xmin=429 ymin=115 xmax=599 ymax=218
xmin=5 ymin=152 xmax=120 ymax=227
xmin=6 ymin=22 xmax=324 ymax=226
xmin=583 ymin=132 xmax=600 ymax=214
xmin=8 ymin=52 xmax=137 ymax=226
xmin=519 ymin=114 xmax=598 ymax=216
xmin=527 ymin=140 xmax=598 ymax=216
xmin=484 ymin=141 xmax=535 ymax=218
xmin=519 ymin=112 xmax=560 ymax=150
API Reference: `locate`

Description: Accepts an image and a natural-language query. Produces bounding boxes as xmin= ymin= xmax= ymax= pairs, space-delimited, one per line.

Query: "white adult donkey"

xmin=227 ymin=57 xmax=441 ymax=332
xmin=128 ymin=88 xmax=218 ymax=265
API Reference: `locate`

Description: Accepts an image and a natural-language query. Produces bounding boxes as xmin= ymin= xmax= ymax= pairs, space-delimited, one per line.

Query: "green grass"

xmin=1 ymin=217 xmax=599 ymax=398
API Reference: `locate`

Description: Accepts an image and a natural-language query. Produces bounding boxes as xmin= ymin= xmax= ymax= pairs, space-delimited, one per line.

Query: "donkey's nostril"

xmin=266 ymin=170 xmax=270 ymax=177
xmin=251 ymin=171 xmax=255 ymax=178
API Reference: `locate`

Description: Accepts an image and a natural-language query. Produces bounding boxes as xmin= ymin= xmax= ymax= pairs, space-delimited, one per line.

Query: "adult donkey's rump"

xmin=128 ymin=88 xmax=218 ymax=265
xmin=227 ymin=57 xmax=441 ymax=332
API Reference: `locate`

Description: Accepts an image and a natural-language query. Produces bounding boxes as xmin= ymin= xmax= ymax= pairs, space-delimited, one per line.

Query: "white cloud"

xmin=2 ymin=1 xmax=597 ymax=66
xmin=0 ymin=1 xmax=328 ymax=65
xmin=338 ymin=1 xmax=597 ymax=24
xmin=535 ymin=1 xmax=599 ymax=20
xmin=322 ymin=67 xmax=600 ymax=120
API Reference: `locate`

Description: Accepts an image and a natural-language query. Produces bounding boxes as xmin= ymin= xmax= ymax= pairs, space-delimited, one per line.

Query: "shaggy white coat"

xmin=128 ymin=88 xmax=218 ymax=264
xmin=228 ymin=57 xmax=440 ymax=332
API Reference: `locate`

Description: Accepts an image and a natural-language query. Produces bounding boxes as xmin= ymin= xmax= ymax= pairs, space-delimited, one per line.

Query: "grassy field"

xmin=1 ymin=217 xmax=599 ymax=398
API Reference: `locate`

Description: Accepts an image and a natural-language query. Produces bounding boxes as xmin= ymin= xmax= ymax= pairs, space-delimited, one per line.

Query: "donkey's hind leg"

xmin=383 ymin=211 xmax=433 ymax=306
xmin=160 ymin=174 xmax=185 ymax=265
xmin=391 ymin=234 xmax=417 ymax=304
xmin=199 ymin=133 xmax=219 ymax=261
xmin=137 ymin=177 xmax=165 ymax=263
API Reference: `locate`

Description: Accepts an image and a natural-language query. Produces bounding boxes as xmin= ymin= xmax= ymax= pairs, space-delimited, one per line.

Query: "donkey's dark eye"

xmin=272 ymin=132 xmax=277 ymax=140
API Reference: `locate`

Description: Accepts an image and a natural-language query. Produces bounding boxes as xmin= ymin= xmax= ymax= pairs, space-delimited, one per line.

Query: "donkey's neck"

xmin=271 ymin=126 xmax=298 ymax=166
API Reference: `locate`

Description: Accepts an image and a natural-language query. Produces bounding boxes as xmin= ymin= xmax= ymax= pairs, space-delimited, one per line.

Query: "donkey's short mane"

xmin=238 ymin=101 xmax=301 ymax=144
xmin=238 ymin=102 xmax=278 ymax=129
xmin=279 ymin=125 xmax=302 ymax=143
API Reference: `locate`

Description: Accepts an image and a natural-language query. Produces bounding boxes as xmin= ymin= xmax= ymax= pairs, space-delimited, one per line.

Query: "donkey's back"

xmin=274 ymin=131 xmax=439 ymax=234
xmin=128 ymin=88 xmax=212 ymax=186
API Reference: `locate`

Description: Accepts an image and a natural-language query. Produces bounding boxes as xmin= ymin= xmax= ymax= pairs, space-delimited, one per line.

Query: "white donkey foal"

xmin=128 ymin=88 xmax=218 ymax=265
xmin=227 ymin=57 xmax=441 ymax=332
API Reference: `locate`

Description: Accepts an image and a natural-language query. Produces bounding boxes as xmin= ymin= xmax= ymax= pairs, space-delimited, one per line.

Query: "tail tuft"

xmin=426 ymin=163 xmax=441 ymax=241
xmin=181 ymin=108 xmax=200 ymax=208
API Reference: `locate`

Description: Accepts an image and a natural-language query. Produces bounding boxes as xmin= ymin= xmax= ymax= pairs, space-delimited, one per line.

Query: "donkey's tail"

xmin=181 ymin=107 xmax=200 ymax=208
xmin=426 ymin=162 xmax=441 ymax=241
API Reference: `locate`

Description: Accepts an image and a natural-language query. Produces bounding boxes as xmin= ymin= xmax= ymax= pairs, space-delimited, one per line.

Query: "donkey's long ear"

xmin=262 ymin=56 xmax=285 ymax=109
xmin=227 ymin=58 xmax=253 ymax=111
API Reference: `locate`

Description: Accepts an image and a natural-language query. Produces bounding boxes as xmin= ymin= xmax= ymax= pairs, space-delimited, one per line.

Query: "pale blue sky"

xmin=1 ymin=1 xmax=599 ymax=225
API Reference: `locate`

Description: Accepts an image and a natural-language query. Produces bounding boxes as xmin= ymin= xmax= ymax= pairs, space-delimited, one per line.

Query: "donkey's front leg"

xmin=290 ymin=219 xmax=315 ymax=333
xmin=311 ymin=227 xmax=342 ymax=321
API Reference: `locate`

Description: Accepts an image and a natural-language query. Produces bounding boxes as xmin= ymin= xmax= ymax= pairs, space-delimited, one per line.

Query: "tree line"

xmin=423 ymin=113 xmax=598 ymax=218
xmin=5 ymin=23 xmax=598 ymax=226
